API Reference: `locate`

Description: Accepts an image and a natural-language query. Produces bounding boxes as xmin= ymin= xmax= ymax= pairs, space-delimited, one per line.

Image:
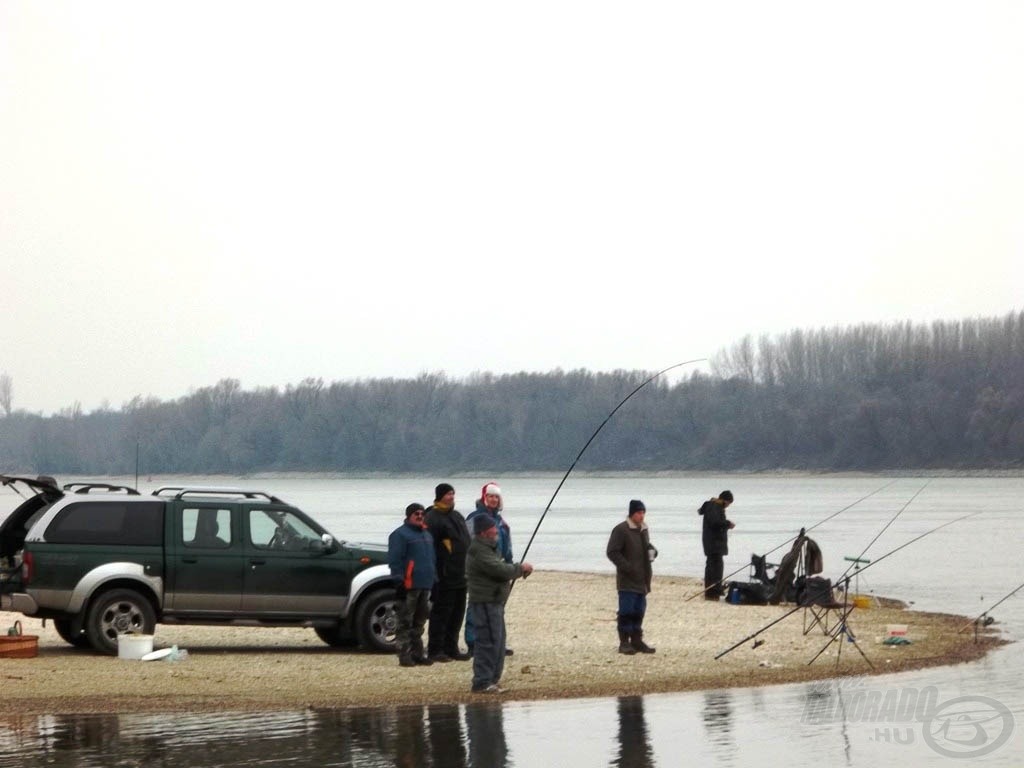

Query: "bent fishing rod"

xmin=685 ymin=478 xmax=899 ymax=602
xmin=714 ymin=505 xmax=981 ymax=661
xmin=957 ymin=580 xmax=1024 ymax=634
xmin=517 ymin=358 xmax=706 ymax=565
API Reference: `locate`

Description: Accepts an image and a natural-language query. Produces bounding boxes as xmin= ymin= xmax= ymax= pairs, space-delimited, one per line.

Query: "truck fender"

xmin=67 ymin=562 xmax=164 ymax=614
xmin=342 ymin=564 xmax=392 ymax=617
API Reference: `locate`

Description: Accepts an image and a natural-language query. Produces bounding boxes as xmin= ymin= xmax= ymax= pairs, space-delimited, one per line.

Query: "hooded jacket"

xmin=699 ymin=498 xmax=732 ymax=556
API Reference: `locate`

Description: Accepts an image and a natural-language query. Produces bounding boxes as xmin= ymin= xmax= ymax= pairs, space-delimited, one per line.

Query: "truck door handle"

xmin=182 ymin=558 xmax=198 ymax=564
xmin=250 ymin=559 xmax=266 ymax=566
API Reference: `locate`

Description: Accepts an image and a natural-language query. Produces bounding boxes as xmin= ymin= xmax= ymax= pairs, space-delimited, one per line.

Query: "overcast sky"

xmin=2 ymin=3 xmax=1021 ymax=415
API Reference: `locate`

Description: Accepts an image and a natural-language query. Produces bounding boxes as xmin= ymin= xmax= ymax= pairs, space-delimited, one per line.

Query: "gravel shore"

xmin=0 ymin=572 xmax=1003 ymax=715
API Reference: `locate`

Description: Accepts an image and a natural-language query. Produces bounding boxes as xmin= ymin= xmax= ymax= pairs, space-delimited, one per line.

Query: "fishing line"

xmin=957 ymin=580 xmax=1024 ymax=634
xmin=517 ymin=358 xmax=706 ymax=565
xmin=685 ymin=478 xmax=900 ymax=602
xmin=716 ymin=512 xmax=978 ymax=663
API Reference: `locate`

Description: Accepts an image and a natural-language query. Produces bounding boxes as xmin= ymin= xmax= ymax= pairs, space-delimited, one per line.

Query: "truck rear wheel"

xmin=85 ymin=588 xmax=156 ymax=655
xmin=54 ymin=618 xmax=91 ymax=648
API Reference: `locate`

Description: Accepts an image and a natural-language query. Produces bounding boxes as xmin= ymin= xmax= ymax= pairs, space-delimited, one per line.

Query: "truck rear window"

xmin=45 ymin=502 xmax=164 ymax=546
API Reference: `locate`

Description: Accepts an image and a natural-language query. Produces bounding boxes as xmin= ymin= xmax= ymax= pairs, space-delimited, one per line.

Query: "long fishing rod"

xmin=714 ymin=506 xmax=983 ymax=660
xmin=685 ymin=478 xmax=899 ymax=602
xmin=517 ymin=358 xmax=706 ymax=564
xmin=957 ymin=580 xmax=1024 ymax=634
xmin=832 ymin=479 xmax=930 ymax=588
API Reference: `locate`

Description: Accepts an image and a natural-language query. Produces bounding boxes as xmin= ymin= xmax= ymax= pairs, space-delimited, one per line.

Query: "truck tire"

xmin=53 ymin=618 xmax=91 ymax=648
xmin=314 ymin=624 xmax=358 ymax=648
xmin=354 ymin=589 xmax=399 ymax=653
xmin=85 ymin=588 xmax=156 ymax=655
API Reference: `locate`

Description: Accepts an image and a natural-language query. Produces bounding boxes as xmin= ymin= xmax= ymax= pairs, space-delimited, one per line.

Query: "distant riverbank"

xmin=0 ymin=572 xmax=1003 ymax=715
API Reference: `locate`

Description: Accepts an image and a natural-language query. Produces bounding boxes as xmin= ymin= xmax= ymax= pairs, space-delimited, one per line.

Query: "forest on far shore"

xmin=1 ymin=311 xmax=1022 ymax=475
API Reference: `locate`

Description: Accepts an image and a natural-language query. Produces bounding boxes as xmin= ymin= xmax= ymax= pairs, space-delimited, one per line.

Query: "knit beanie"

xmin=434 ymin=483 xmax=455 ymax=502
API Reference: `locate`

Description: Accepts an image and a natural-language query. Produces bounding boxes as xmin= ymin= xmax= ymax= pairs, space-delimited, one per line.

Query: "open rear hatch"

xmin=1 ymin=475 xmax=64 ymax=592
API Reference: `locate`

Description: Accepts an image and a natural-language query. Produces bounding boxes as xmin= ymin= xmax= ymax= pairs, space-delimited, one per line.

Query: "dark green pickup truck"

xmin=0 ymin=476 xmax=399 ymax=654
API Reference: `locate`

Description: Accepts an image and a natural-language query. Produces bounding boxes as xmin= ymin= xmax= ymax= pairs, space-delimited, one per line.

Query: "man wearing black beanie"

xmin=606 ymin=499 xmax=657 ymax=654
xmin=424 ymin=482 xmax=472 ymax=662
xmin=698 ymin=490 xmax=736 ymax=600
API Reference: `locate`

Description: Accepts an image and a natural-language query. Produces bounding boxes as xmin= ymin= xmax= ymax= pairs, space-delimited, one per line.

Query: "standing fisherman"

xmin=466 ymin=514 xmax=533 ymax=693
xmin=387 ymin=503 xmax=436 ymax=667
xmin=699 ymin=490 xmax=735 ymax=600
xmin=606 ymin=499 xmax=657 ymax=654
xmin=424 ymin=483 xmax=472 ymax=662
xmin=465 ymin=482 xmax=514 ymax=655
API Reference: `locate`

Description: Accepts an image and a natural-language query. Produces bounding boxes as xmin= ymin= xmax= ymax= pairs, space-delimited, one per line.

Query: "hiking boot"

xmin=631 ymin=631 xmax=656 ymax=654
xmin=399 ymin=654 xmax=416 ymax=667
xmin=413 ymin=656 xmax=434 ymax=666
xmin=429 ymin=653 xmax=453 ymax=663
xmin=505 ymin=647 xmax=514 ymax=657
xmin=618 ymin=631 xmax=637 ymax=655
xmin=447 ymin=649 xmax=472 ymax=661
xmin=472 ymin=683 xmax=506 ymax=694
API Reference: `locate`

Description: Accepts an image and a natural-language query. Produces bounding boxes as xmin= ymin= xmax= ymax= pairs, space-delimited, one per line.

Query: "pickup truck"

xmin=0 ymin=475 xmax=399 ymax=654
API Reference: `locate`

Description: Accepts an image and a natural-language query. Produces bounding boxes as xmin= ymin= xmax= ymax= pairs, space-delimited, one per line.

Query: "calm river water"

xmin=1 ymin=474 xmax=1021 ymax=766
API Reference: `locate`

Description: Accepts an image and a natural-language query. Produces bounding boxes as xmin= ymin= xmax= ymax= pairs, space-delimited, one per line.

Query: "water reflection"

xmin=427 ymin=704 xmax=466 ymax=768
xmin=612 ymin=696 xmax=653 ymax=768
xmin=466 ymin=701 xmax=508 ymax=768
xmin=701 ymin=691 xmax=737 ymax=764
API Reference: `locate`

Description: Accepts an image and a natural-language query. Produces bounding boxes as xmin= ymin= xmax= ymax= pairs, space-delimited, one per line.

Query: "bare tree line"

xmin=1 ymin=311 xmax=1021 ymax=474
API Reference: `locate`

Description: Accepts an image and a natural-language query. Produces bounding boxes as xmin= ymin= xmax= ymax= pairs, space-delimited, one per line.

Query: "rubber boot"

xmin=618 ymin=631 xmax=637 ymax=655
xmin=631 ymin=630 xmax=656 ymax=654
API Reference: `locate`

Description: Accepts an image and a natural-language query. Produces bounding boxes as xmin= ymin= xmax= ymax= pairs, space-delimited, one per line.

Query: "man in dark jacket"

xmin=424 ymin=482 xmax=472 ymax=662
xmin=388 ymin=503 xmax=437 ymax=667
xmin=606 ymin=499 xmax=656 ymax=654
xmin=466 ymin=514 xmax=533 ymax=693
xmin=698 ymin=490 xmax=735 ymax=600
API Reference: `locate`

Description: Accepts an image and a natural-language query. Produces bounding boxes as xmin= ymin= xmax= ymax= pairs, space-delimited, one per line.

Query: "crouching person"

xmin=466 ymin=515 xmax=533 ymax=693
xmin=388 ymin=503 xmax=436 ymax=667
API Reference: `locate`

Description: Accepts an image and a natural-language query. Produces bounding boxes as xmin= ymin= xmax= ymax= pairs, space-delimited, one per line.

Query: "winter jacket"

xmin=606 ymin=518 xmax=653 ymax=594
xmin=424 ymin=503 xmax=471 ymax=589
xmin=466 ymin=501 xmax=513 ymax=564
xmin=466 ymin=535 xmax=523 ymax=604
xmin=388 ymin=521 xmax=437 ymax=590
xmin=699 ymin=498 xmax=732 ymax=556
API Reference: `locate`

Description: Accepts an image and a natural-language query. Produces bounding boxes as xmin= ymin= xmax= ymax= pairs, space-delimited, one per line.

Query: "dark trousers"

xmin=428 ymin=586 xmax=467 ymax=656
xmin=704 ymin=555 xmax=724 ymax=598
xmin=469 ymin=602 xmax=506 ymax=691
xmin=396 ymin=589 xmax=431 ymax=659
xmin=617 ymin=590 xmax=647 ymax=633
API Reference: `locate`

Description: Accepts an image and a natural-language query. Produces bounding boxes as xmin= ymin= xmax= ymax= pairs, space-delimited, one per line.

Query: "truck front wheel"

xmin=85 ymin=588 xmax=156 ymax=655
xmin=354 ymin=589 xmax=399 ymax=653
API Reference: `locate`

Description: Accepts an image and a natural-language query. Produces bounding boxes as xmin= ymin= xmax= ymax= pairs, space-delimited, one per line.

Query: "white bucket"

xmin=117 ymin=634 xmax=154 ymax=660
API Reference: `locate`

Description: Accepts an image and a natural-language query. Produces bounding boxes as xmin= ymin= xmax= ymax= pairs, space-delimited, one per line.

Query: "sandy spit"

xmin=0 ymin=572 xmax=1004 ymax=715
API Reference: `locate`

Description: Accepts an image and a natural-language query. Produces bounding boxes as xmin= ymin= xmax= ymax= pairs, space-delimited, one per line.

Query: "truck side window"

xmin=46 ymin=502 xmax=163 ymax=546
xmin=249 ymin=509 xmax=318 ymax=550
xmin=182 ymin=508 xmax=231 ymax=549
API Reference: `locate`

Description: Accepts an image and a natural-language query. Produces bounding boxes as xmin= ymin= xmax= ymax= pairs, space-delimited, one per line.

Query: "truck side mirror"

xmin=320 ymin=533 xmax=335 ymax=552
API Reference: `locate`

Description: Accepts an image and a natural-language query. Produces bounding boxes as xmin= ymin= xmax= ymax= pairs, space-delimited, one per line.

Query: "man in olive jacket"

xmin=606 ymin=499 xmax=656 ymax=654
xmin=466 ymin=515 xmax=533 ymax=693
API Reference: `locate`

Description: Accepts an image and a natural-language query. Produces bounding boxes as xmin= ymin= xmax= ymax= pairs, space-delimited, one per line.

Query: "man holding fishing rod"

xmin=466 ymin=513 xmax=533 ymax=693
xmin=699 ymin=490 xmax=735 ymax=601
